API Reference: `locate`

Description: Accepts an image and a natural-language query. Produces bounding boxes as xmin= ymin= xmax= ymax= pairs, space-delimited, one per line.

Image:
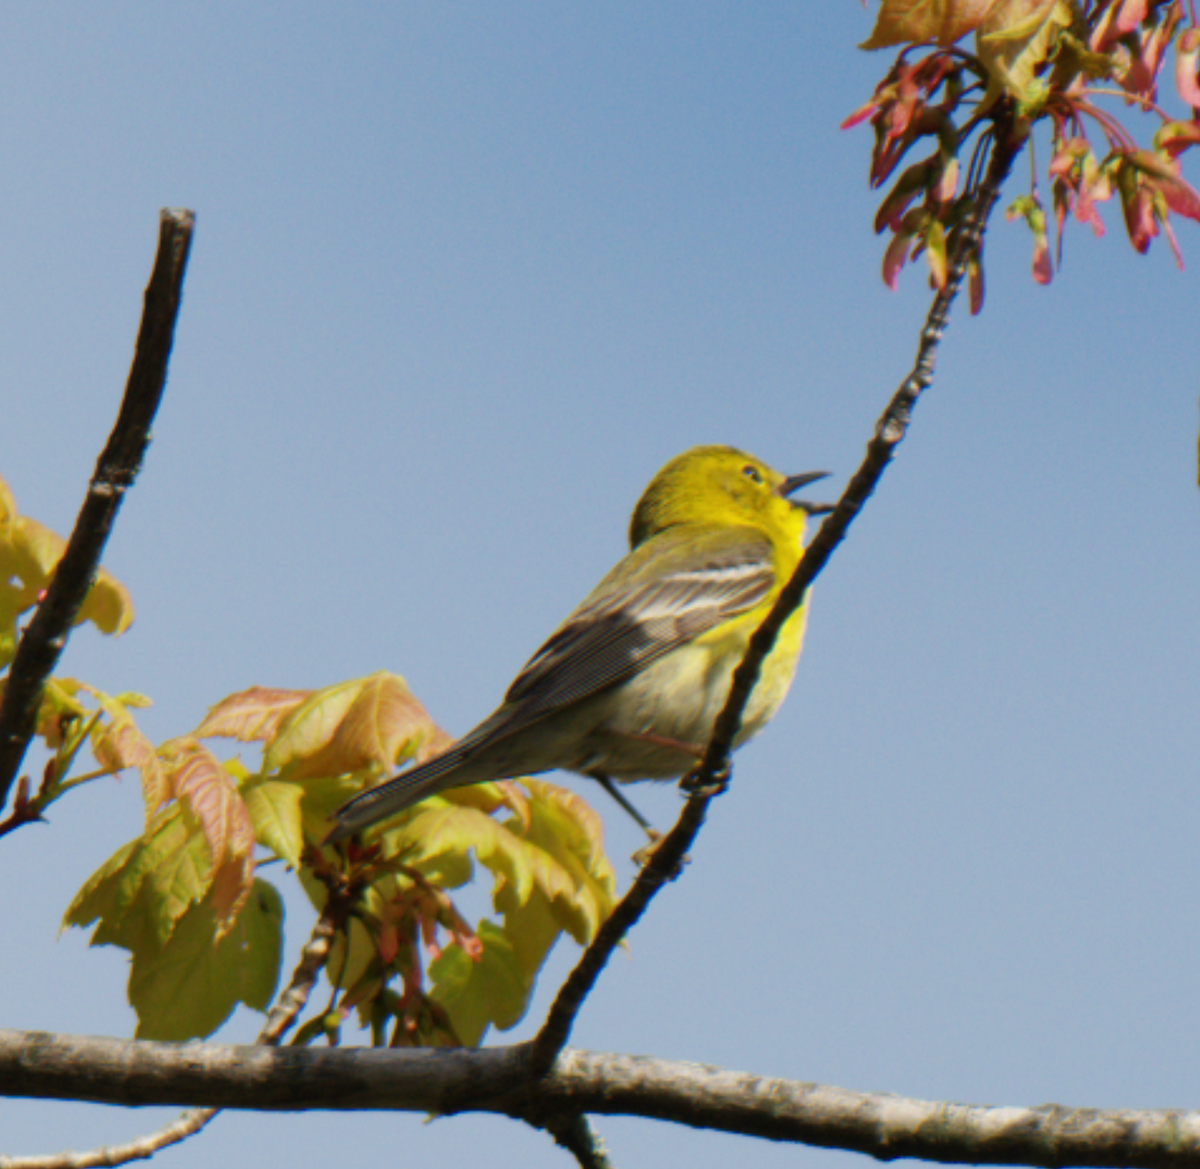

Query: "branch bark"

xmin=0 ymin=209 xmax=195 ymax=814
xmin=2 ymin=1031 xmax=1198 ymax=1168
xmin=538 ymin=1114 xmax=615 ymax=1169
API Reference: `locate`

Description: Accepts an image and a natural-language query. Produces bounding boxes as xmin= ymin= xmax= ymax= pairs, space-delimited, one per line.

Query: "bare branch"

xmin=2 ymin=1031 xmax=1199 ymax=1168
xmin=527 ymin=796 xmax=705 ymax=1075
xmin=0 ymin=1109 xmax=214 ymax=1169
xmin=538 ymin=1115 xmax=615 ymax=1169
xmin=697 ymin=108 xmax=1021 ymax=793
xmin=257 ymin=871 xmax=354 ymax=1045
xmin=0 ymin=209 xmax=196 ymax=814
xmin=527 ymin=103 xmax=1025 ymax=1077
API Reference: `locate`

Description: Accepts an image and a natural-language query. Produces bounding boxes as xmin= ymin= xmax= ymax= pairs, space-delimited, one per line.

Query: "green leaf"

xmin=410 ymin=841 xmax=474 ymax=891
xmin=9 ymin=516 xmax=64 ymax=595
xmin=90 ymin=885 xmax=156 ymax=954
xmin=977 ymin=0 xmax=1072 ymax=105
xmin=79 ymin=685 xmax=168 ymax=820
xmin=140 ymin=814 xmax=213 ymax=946
xmin=0 ymin=531 xmax=29 ymax=668
xmin=238 ymin=880 xmax=286 ymax=1013
xmin=429 ymin=921 xmax=531 ymax=1047
xmin=395 ymin=782 xmax=615 ymax=1041
xmin=0 ymin=613 xmax=15 ymax=670
xmin=76 ymin=564 xmax=134 ymax=636
xmin=62 ymin=838 xmax=140 ymax=932
xmin=0 ymin=474 xmax=16 ymax=528
xmin=327 ymin=915 xmax=384 ymax=996
xmin=295 ymin=772 xmax=378 ymax=840
xmin=263 ymin=677 xmax=368 ymax=774
xmin=242 ymin=777 xmax=305 ymax=868
xmin=400 ymin=802 xmax=537 ymax=907
xmin=384 ymin=781 xmax=614 ymax=978
xmin=8 ymin=516 xmax=133 ymax=635
xmin=130 ymin=879 xmax=284 ymax=1041
xmin=162 ymin=739 xmax=257 ymax=929
xmin=508 ymin=780 xmax=617 ymax=946
xmin=112 ymin=814 xmax=189 ymax=930
xmin=129 ymin=897 xmax=239 ymax=1040
xmin=499 ymin=889 xmax=565 ymax=984
xmin=861 ymin=0 xmax=1001 ymax=50
xmin=64 ymin=808 xmax=213 ymax=951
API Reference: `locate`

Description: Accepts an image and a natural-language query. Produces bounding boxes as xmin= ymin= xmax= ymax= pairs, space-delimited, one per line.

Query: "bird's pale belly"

xmin=563 ymin=621 xmax=800 ymax=783
xmin=453 ymin=608 xmax=807 ymax=791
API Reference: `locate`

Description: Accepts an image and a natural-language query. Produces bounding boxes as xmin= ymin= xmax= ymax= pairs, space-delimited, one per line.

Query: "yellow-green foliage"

xmin=3 ymin=474 xmax=616 ymax=1049
xmin=65 ymin=673 xmax=616 ymax=1047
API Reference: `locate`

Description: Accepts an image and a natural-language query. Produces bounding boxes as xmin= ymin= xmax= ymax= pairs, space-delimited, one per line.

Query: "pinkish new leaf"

xmin=1155 ymin=119 xmax=1200 ymax=159
xmin=1131 ymin=149 xmax=1200 ymax=221
xmin=1177 ymin=27 xmax=1200 ymax=106
xmin=882 ymin=230 xmax=914 ymax=289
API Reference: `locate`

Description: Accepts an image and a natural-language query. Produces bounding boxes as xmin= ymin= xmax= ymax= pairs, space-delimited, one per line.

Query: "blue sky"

xmin=2 ymin=4 xmax=1198 ymax=1168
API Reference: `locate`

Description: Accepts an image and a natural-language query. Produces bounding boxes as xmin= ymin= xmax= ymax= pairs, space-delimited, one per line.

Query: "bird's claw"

xmin=631 ymin=829 xmax=690 ymax=875
xmin=679 ymin=760 xmax=731 ymax=798
xmin=630 ymin=830 xmax=662 ymax=868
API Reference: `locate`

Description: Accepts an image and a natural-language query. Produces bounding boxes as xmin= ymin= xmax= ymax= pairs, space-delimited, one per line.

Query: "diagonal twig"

xmin=525 ymin=101 xmax=1023 ymax=1079
xmin=0 ymin=209 xmax=196 ymax=815
xmin=0 ymin=1109 xmax=214 ymax=1169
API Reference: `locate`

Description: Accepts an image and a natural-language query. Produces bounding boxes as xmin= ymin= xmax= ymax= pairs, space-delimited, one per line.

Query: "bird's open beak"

xmin=781 ymin=470 xmax=835 ymax=516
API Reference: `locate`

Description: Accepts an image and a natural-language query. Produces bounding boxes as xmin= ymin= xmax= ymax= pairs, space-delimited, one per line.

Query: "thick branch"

xmin=0 ymin=209 xmax=195 ymax=813
xmin=1 ymin=1032 xmax=1198 ymax=1168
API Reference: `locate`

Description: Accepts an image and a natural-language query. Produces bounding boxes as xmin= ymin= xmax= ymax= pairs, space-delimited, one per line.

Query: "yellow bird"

xmin=327 ymin=446 xmax=830 ymax=843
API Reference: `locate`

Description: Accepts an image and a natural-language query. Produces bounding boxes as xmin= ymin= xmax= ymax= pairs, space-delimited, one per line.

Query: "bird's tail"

xmin=324 ymin=742 xmax=477 ymax=843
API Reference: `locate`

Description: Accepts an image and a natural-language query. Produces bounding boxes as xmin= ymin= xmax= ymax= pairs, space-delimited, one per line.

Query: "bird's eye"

xmin=741 ymin=464 xmax=763 ymax=484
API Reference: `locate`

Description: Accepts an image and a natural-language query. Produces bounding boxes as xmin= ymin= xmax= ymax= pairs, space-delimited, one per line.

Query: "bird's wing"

xmin=501 ymin=524 xmax=778 ymax=723
xmin=326 ymin=525 xmax=780 ymax=842
xmin=325 ymin=737 xmax=481 ymax=840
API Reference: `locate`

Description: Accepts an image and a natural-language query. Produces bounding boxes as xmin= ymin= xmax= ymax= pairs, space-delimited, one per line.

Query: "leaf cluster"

xmin=0 ymin=475 xmax=137 ymax=832
xmin=851 ymin=0 xmax=1200 ymax=299
xmin=0 ymin=474 xmax=132 ymax=669
xmin=2 ymin=479 xmax=616 ymax=1050
xmin=61 ymin=674 xmax=617 ymax=1048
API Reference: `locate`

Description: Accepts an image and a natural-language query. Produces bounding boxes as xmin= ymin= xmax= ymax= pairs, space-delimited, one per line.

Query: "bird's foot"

xmin=679 ymin=760 xmax=731 ymax=798
xmin=630 ymin=829 xmax=659 ymax=868
xmin=631 ymin=828 xmax=690 ymax=876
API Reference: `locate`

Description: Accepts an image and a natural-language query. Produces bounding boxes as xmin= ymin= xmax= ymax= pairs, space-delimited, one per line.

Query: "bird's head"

xmin=628 ymin=445 xmax=832 ymax=548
